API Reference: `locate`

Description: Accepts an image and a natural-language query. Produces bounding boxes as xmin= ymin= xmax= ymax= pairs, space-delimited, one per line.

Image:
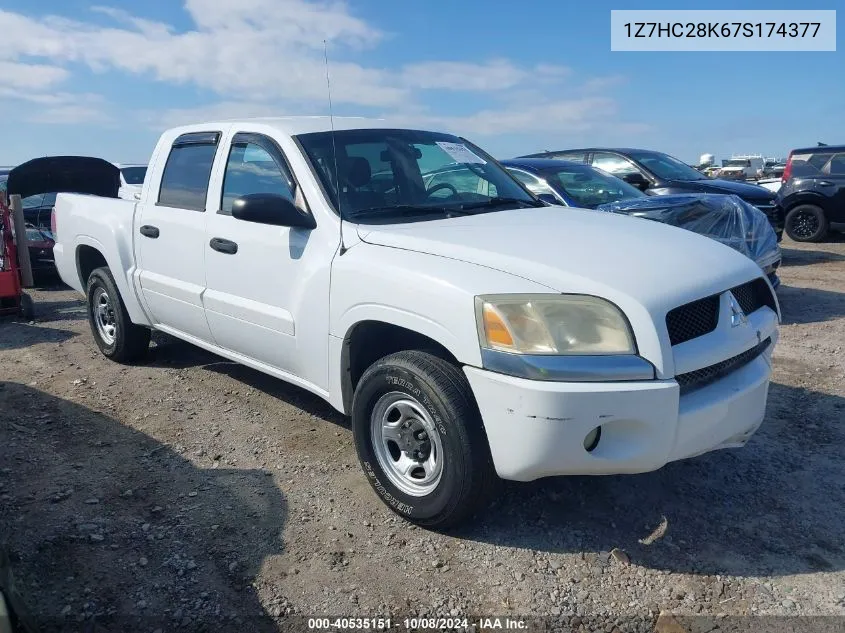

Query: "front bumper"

xmin=750 ymin=201 xmax=785 ymax=238
xmin=464 ymin=342 xmax=774 ymax=481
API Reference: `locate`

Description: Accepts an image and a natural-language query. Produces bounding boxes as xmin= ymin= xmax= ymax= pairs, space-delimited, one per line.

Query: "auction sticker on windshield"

xmin=436 ymin=142 xmax=486 ymax=165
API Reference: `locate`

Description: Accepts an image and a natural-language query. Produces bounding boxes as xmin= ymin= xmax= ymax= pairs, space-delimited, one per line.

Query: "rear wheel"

xmin=351 ymin=350 xmax=494 ymax=529
xmin=785 ymin=204 xmax=828 ymax=242
xmin=19 ymin=293 xmax=34 ymax=320
xmin=86 ymin=267 xmax=150 ymax=362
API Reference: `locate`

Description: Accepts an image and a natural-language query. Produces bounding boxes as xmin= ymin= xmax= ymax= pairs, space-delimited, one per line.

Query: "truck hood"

xmin=356 ymin=206 xmax=763 ymax=319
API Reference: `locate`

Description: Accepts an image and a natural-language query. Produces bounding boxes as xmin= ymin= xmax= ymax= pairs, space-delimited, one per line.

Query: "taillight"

xmin=50 ymin=208 xmax=57 ymax=239
xmin=781 ymin=152 xmax=793 ymax=183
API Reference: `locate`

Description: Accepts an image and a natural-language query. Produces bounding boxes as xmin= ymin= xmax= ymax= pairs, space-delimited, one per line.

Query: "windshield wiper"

xmin=457 ymin=197 xmax=544 ymax=211
xmin=346 ymin=204 xmax=472 ymax=219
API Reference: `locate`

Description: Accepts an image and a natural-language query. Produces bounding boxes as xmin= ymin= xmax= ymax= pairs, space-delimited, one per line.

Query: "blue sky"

xmin=0 ymin=0 xmax=841 ymax=166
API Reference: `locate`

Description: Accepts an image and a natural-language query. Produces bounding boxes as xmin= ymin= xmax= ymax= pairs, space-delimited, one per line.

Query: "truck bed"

xmin=53 ymin=193 xmax=149 ymax=325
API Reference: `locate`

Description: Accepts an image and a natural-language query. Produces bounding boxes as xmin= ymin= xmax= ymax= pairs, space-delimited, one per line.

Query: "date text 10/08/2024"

xmin=307 ymin=617 xmax=529 ymax=630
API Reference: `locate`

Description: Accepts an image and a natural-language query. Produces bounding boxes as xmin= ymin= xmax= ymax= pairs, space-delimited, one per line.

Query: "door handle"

xmin=139 ymin=225 xmax=160 ymax=238
xmin=209 ymin=237 xmax=238 ymax=254
xmin=817 ymin=181 xmax=835 ymax=187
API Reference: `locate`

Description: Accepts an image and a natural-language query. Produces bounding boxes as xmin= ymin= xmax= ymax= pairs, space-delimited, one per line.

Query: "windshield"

xmin=629 ymin=151 xmax=708 ymax=181
xmin=25 ymin=226 xmax=53 ymax=242
xmin=295 ymin=128 xmax=539 ymax=222
xmin=21 ymin=192 xmax=57 ymax=209
xmin=121 ymin=166 xmax=147 ymax=185
xmin=545 ymin=164 xmax=645 ymax=208
xmin=724 ymin=159 xmax=750 ymax=168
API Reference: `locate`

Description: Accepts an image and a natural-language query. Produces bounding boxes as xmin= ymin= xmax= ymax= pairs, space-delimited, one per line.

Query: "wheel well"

xmin=341 ymin=321 xmax=460 ymax=413
xmin=783 ymin=195 xmax=825 ymax=214
xmin=76 ymin=245 xmax=108 ymax=289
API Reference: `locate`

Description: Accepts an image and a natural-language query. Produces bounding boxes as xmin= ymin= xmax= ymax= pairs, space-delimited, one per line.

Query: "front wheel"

xmin=785 ymin=204 xmax=828 ymax=242
xmin=86 ymin=267 xmax=151 ymax=362
xmin=351 ymin=351 xmax=494 ymax=529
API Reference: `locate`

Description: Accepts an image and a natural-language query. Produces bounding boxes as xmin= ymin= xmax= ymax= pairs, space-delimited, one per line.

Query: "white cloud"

xmin=0 ymin=2 xmax=399 ymax=107
xmin=0 ymin=61 xmax=69 ymax=91
xmin=581 ymin=75 xmax=627 ymax=93
xmin=28 ymin=104 xmax=108 ymax=125
xmin=0 ymin=2 xmax=642 ymax=138
xmin=393 ymin=98 xmax=623 ymax=137
xmin=401 ymin=60 xmax=570 ymax=91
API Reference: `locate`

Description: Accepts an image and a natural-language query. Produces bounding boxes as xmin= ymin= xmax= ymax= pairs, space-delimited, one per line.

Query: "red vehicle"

xmin=0 ymin=195 xmax=33 ymax=318
xmin=24 ymin=223 xmax=56 ymax=276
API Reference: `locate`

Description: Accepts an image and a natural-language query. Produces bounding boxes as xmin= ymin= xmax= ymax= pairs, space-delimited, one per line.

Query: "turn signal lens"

xmin=482 ymin=303 xmax=515 ymax=350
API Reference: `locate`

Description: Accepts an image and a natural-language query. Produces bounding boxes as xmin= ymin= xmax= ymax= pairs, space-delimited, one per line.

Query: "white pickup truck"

xmin=52 ymin=117 xmax=780 ymax=528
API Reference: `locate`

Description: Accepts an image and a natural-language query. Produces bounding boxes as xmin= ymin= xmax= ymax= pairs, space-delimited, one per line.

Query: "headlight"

xmin=475 ymin=294 xmax=635 ymax=355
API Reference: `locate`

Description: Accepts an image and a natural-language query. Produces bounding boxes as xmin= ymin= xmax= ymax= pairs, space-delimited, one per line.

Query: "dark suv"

xmin=519 ymin=148 xmax=784 ymax=240
xmin=777 ymin=145 xmax=845 ymax=242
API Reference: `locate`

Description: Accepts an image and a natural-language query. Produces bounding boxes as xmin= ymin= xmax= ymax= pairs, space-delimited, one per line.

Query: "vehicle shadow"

xmin=144 ymin=334 xmax=845 ymax=579
xmin=147 ymin=334 xmax=347 ymax=427
xmin=0 ymin=321 xmax=76 ymax=351
xmin=780 ymin=246 xmax=845 ymax=267
xmin=0 ymin=382 xmax=286 ymax=632
xmin=457 ymin=381 xmax=845 ymax=578
xmin=776 ymin=284 xmax=845 ymax=325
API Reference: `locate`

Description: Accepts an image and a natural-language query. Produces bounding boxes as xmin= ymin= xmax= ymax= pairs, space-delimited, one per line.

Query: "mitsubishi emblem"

xmin=728 ymin=292 xmax=748 ymax=328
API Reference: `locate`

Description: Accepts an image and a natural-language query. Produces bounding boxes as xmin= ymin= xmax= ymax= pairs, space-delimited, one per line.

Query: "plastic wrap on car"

xmin=597 ymin=194 xmax=779 ymax=270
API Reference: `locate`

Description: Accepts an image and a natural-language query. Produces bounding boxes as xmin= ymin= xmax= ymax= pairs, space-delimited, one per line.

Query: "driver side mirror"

xmin=231 ymin=193 xmax=316 ymax=229
xmin=622 ymin=172 xmax=650 ymax=191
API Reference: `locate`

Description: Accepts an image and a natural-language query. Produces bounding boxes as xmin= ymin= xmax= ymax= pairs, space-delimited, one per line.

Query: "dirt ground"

xmin=1 ymin=237 xmax=844 ymax=633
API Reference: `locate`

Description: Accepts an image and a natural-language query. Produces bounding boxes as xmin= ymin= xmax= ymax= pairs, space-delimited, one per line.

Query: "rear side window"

xmin=158 ymin=132 xmax=220 ymax=211
xmin=825 ymin=153 xmax=845 ymax=175
xmin=592 ymin=152 xmax=639 ymax=176
xmin=548 ymin=151 xmax=588 ymax=163
xmin=790 ymin=151 xmax=833 ymax=178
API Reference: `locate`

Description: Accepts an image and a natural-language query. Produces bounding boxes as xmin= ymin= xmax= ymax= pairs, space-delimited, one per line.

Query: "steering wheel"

xmin=425 ymin=182 xmax=459 ymax=198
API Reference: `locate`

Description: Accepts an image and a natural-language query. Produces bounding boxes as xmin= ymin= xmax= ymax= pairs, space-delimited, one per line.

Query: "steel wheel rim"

xmin=370 ymin=391 xmax=444 ymax=497
xmin=93 ymin=288 xmax=117 ymax=345
xmin=792 ymin=210 xmax=819 ymax=239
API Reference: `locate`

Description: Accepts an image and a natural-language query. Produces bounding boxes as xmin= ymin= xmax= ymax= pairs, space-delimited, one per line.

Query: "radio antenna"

xmin=324 ymin=40 xmax=346 ymax=255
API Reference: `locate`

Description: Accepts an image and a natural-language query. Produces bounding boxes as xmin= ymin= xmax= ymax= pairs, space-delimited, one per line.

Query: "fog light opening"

xmin=583 ymin=426 xmax=602 ymax=453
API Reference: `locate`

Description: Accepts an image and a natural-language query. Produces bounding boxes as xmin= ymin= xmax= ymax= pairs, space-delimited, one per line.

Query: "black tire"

xmin=785 ymin=204 xmax=828 ymax=242
xmin=19 ymin=293 xmax=34 ymax=320
xmin=86 ymin=267 xmax=150 ymax=362
xmin=351 ymin=350 xmax=494 ymax=529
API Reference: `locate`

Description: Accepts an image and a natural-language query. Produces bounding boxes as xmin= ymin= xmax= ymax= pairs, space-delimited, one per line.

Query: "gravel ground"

xmin=1 ymin=237 xmax=844 ymax=633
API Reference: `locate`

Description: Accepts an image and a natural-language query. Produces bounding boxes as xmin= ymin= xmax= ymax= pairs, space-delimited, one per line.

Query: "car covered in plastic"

xmin=596 ymin=194 xmax=781 ymax=289
xmin=502 ymin=158 xmax=781 ymax=288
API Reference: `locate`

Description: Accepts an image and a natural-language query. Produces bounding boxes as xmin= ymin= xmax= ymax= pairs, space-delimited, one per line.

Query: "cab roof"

xmin=166 ymin=116 xmax=399 ymax=138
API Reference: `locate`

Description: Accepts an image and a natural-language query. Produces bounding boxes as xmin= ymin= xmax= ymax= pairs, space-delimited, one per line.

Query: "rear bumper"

xmin=464 ymin=342 xmax=774 ymax=481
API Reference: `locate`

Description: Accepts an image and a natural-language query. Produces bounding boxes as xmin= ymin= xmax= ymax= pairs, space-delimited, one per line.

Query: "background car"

xmin=114 ymin=163 xmax=147 ymax=200
xmin=502 ymin=157 xmax=644 ymax=207
xmin=761 ymin=159 xmax=787 ymax=179
xmin=24 ymin=223 xmax=56 ymax=277
xmin=21 ymin=192 xmax=57 ymax=232
xmin=518 ymin=147 xmax=784 ymax=241
xmin=777 ymin=144 xmax=845 ymax=242
xmin=502 ymin=158 xmax=781 ymax=288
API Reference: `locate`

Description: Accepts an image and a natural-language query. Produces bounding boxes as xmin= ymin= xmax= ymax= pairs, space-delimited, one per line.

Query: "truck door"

xmin=202 ymin=132 xmax=330 ymax=389
xmin=136 ymin=131 xmax=223 ymax=342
